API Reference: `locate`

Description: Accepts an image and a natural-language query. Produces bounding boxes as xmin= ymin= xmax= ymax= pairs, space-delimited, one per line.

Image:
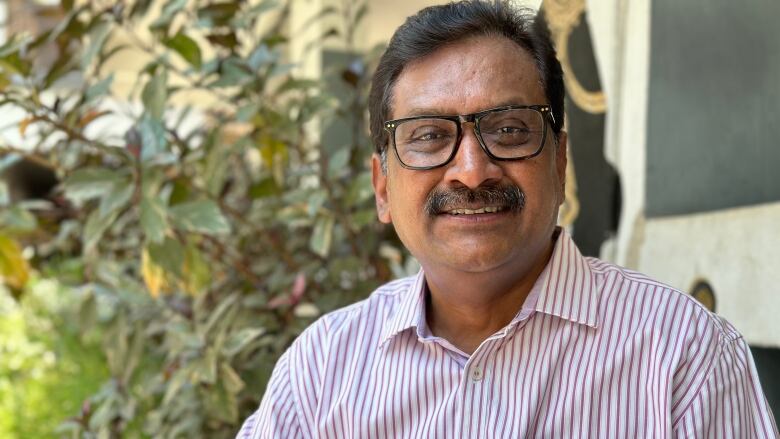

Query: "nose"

xmin=442 ymin=125 xmax=503 ymax=189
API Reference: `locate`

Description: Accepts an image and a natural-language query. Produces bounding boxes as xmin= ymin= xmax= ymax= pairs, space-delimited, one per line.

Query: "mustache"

xmin=424 ymin=184 xmax=526 ymax=216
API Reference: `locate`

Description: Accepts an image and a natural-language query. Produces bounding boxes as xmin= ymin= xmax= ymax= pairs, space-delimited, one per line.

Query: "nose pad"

xmin=444 ymin=126 xmax=503 ymax=189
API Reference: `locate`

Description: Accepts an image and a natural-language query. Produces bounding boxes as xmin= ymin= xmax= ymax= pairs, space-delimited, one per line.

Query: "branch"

xmin=0 ymin=146 xmax=61 ymax=172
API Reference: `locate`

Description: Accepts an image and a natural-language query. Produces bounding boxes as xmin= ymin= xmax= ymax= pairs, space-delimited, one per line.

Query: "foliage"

xmin=0 ymin=279 xmax=109 ymax=438
xmin=0 ymin=0 xmax=410 ymax=437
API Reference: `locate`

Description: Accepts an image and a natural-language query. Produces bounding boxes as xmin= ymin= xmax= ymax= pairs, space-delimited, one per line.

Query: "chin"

xmin=439 ymin=248 xmax=515 ymax=274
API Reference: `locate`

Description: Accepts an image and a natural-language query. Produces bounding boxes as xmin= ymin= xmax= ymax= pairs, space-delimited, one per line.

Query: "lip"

xmin=444 ymin=206 xmax=505 ymax=215
xmin=435 ymin=209 xmax=515 ymax=225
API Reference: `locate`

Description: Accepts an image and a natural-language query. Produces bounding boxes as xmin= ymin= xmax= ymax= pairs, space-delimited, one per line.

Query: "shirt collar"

xmin=379 ymin=269 xmax=428 ymax=348
xmin=534 ymin=228 xmax=600 ymax=328
xmin=378 ymin=228 xmax=600 ymax=347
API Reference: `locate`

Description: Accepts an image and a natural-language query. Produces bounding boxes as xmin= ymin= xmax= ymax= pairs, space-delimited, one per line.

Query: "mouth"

xmin=444 ymin=206 xmax=507 ymax=215
xmin=424 ymin=184 xmax=526 ymax=217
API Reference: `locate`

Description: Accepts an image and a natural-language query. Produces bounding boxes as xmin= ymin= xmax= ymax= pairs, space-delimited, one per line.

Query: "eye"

xmin=496 ymin=126 xmax=530 ymax=134
xmin=412 ymin=130 xmax=447 ymax=142
xmin=405 ymin=125 xmax=454 ymax=144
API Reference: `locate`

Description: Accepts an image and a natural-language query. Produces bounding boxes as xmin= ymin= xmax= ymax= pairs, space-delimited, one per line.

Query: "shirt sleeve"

xmin=236 ymin=351 xmax=305 ymax=439
xmin=674 ymin=335 xmax=779 ymax=438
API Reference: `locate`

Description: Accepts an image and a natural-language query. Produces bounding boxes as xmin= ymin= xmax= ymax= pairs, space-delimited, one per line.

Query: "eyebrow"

xmin=398 ymin=98 xmax=537 ymax=118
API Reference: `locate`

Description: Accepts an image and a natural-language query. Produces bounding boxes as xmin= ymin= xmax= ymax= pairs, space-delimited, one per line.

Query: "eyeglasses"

xmin=383 ymin=105 xmax=555 ymax=170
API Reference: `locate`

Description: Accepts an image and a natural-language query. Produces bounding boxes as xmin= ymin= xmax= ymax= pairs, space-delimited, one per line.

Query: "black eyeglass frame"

xmin=383 ymin=105 xmax=556 ymax=170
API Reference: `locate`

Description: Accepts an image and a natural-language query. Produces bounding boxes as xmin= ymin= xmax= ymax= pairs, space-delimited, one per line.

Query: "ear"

xmin=372 ymin=153 xmax=392 ymax=224
xmin=554 ymin=132 xmax=568 ymax=206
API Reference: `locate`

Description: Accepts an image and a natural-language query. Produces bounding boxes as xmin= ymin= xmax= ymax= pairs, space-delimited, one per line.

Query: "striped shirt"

xmin=238 ymin=229 xmax=778 ymax=438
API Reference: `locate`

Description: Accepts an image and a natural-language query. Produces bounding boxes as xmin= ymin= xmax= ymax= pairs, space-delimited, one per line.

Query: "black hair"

xmin=368 ymin=0 xmax=564 ymax=168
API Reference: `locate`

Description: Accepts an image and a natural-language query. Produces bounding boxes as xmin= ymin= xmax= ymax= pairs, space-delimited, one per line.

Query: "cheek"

xmin=389 ymin=185 xmax=427 ymax=219
xmin=386 ymin=170 xmax=437 ymax=214
xmin=514 ymin=166 xmax=561 ymax=214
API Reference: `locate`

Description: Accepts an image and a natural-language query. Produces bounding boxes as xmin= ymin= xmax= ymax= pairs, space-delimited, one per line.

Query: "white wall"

xmin=585 ymin=0 xmax=779 ymax=347
xmin=638 ymin=203 xmax=780 ymax=348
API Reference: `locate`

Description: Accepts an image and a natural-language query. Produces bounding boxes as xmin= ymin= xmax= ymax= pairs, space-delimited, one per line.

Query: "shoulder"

xmin=586 ymin=256 xmax=740 ymax=345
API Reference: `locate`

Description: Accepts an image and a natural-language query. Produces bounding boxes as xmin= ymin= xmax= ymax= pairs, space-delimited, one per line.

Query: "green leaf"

xmin=247 ymin=44 xmax=277 ymax=71
xmin=310 ymin=215 xmax=334 ymax=257
xmin=85 ymin=73 xmax=114 ymax=102
xmin=163 ymin=32 xmax=202 ymax=69
xmin=206 ymin=31 xmax=239 ymax=51
xmin=351 ymin=208 xmax=376 ymax=228
xmin=208 ymin=58 xmax=252 ymax=88
xmin=276 ymin=77 xmax=319 ymax=94
xmin=182 ymin=240 xmax=210 ymax=295
xmin=249 ymin=177 xmax=280 ymax=199
xmin=230 ymin=0 xmax=279 ymax=28
xmin=0 ymin=206 xmax=38 ymax=233
xmin=203 ymin=382 xmax=238 ymax=424
xmin=202 ymin=294 xmax=239 ymax=337
xmin=83 ymin=208 xmax=120 ymax=253
xmin=328 ymin=147 xmax=351 ymax=178
xmin=220 ymin=362 xmax=245 ymax=394
xmin=202 ymin=132 xmax=231 ymax=195
xmin=140 ymin=196 xmax=168 ymax=243
xmin=307 ymin=189 xmax=328 ymax=217
xmin=129 ymin=0 xmax=154 ymax=18
xmin=142 ymin=70 xmax=168 ymax=121
xmin=147 ymin=237 xmax=185 ymax=278
xmin=44 ymin=49 xmax=79 ymax=88
xmin=0 ymin=34 xmax=33 ymax=76
xmin=139 ymin=114 xmax=167 ymax=161
xmin=168 ymin=178 xmax=191 ymax=206
xmin=192 ymin=348 xmax=218 ymax=384
xmin=162 ymin=368 xmax=188 ymax=406
xmin=236 ymin=102 xmax=259 ymax=122
xmin=151 ymin=0 xmax=189 ymax=30
xmin=0 ymin=34 xmax=32 ymax=58
xmin=258 ymin=135 xmax=288 ymax=184
xmin=269 ymin=62 xmax=295 ymax=77
xmin=78 ymin=291 xmax=97 ymax=333
xmin=346 ymin=171 xmax=373 ymax=205
xmin=63 ymin=167 xmax=126 ymax=203
xmin=99 ymin=181 xmax=134 ymax=217
xmin=81 ymin=20 xmax=111 ymax=69
xmin=0 ymin=72 xmax=9 ymax=91
xmin=169 ymin=200 xmax=231 ymax=234
xmin=222 ymin=328 xmax=265 ymax=358
xmin=197 ymin=2 xmax=241 ymax=28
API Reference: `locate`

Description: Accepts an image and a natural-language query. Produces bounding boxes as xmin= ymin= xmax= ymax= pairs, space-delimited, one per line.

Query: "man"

xmin=238 ymin=1 xmax=778 ymax=437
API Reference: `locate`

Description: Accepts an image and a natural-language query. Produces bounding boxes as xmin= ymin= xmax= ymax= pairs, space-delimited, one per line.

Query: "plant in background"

xmin=0 ymin=0 xmax=411 ymax=437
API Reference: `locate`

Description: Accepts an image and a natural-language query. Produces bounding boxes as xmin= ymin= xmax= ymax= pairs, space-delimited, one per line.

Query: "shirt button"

xmin=470 ymin=365 xmax=484 ymax=382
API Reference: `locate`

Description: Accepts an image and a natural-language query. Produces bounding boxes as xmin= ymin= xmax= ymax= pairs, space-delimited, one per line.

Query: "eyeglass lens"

xmin=393 ymin=108 xmax=545 ymax=168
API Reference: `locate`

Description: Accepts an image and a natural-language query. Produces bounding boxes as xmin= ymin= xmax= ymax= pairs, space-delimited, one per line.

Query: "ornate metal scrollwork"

xmin=542 ymin=0 xmax=607 ymax=114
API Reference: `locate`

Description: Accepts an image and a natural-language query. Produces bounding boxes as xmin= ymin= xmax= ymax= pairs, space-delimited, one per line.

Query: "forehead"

xmin=390 ymin=35 xmax=545 ymax=119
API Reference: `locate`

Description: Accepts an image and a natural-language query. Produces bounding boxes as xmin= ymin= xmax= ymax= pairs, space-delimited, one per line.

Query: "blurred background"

xmin=0 ymin=0 xmax=777 ymax=437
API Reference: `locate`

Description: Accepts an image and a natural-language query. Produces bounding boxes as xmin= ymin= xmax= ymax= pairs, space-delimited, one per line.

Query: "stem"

xmin=0 ymin=146 xmax=60 ymax=172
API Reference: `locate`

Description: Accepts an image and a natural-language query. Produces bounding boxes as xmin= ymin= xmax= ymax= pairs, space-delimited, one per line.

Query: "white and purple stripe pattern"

xmin=238 ymin=230 xmax=778 ymax=438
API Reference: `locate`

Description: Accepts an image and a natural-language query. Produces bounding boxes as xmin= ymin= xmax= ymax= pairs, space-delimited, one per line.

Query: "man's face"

xmin=372 ymin=35 xmax=567 ymax=275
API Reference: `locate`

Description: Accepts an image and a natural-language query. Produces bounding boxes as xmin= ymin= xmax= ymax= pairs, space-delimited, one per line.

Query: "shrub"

xmin=0 ymin=0 xmax=409 ymax=436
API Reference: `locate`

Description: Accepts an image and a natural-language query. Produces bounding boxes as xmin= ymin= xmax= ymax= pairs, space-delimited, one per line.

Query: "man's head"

xmin=370 ymin=1 xmax=567 ymax=278
xmin=369 ymin=0 xmax=564 ymax=172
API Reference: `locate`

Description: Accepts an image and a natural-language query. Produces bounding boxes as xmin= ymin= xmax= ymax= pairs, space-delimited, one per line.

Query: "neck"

xmin=423 ymin=234 xmax=556 ymax=355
